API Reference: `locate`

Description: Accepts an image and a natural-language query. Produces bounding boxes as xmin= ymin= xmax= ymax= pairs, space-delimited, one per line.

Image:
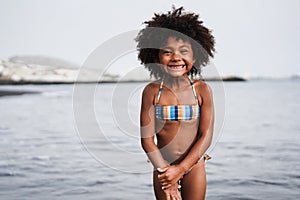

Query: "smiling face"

xmin=158 ymin=37 xmax=195 ymax=78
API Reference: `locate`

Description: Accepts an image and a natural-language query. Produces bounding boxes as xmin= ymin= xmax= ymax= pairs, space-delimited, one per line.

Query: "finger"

xmin=157 ymin=167 xmax=168 ymax=173
xmin=158 ymin=174 xmax=167 ymax=182
xmin=171 ymin=192 xmax=180 ymax=200
xmin=161 ymin=182 xmax=169 ymax=187
xmin=162 ymin=183 xmax=172 ymax=189
xmin=157 ymin=174 xmax=163 ymax=179
xmin=160 ymin=181 xmax=173 ymax=188
xmin=158 ymin=173 xmax=175 ymax=183
xmin=170 ymin=194 xmax=177 ymax=200
xmin=175 ymin=196 xmax=182 ymax=200
xmin=160 ymin=178 xmax=175 ymax=186
xmin=168 ymin=192 xmax=175 ymax=200
xmin=158 ymin=173 xmax=171 ymax=182
xmin=165 ymin=193 xmax=171 ymax=200
xmin=176 ymin=190 xmax=182 ymax=200
xmin=172 ymin=192 xmax=181 ymax=200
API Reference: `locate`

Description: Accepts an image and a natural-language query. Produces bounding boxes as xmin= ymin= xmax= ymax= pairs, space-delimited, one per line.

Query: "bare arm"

xmin=178 ymin=81 xmax=214 ymax=171
xmin=140 ymin=83 xmax=169 ymax=169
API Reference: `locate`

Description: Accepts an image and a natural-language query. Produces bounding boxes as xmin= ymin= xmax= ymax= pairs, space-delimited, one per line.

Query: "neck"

xmin=163 ymin=74 xmax=190 ymax=90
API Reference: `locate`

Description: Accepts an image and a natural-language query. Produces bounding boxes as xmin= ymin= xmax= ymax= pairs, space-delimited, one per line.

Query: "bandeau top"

xmin=155 ymin=77 xmax=200 ymax=121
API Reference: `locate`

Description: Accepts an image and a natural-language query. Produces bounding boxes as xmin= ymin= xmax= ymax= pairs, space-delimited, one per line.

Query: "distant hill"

xmin=0 ymin=55 xmax=104 ymax=84
xmin=9 ymin=55 xmax=80 ymax=69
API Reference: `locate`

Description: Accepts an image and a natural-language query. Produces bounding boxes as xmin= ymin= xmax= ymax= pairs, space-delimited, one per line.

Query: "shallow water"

xmin=0 ymin=79 xmax=299 ymax=199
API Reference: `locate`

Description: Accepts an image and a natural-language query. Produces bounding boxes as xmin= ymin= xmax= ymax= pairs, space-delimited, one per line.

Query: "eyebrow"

xmin=161 ymin=45 xmax=191 ymax=50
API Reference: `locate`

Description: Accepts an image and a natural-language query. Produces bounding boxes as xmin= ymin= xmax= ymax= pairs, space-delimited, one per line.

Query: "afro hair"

xmin=136 ymin=6 xmax=215 ymax=79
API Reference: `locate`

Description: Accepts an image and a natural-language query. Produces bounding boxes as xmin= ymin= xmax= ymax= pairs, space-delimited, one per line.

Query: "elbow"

xmin=199 ymin=130 xmax=213 ymax=149
xmin=141 ymin=139 xmax=154 ymax=152
xmin=206 ymin=130 xmax=213 ymax=147
xmin=206 ymin=136 xmax=213 ymax=148
xmin=141 ymin=137 xmax=159 ymax=155
xmin=141 ymin=139 xmax=147 ymax=151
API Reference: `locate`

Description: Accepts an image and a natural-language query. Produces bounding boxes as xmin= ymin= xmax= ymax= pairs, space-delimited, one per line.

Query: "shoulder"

xmin=142 ymin=80 xmax=160 ymax=94
xmin=141 ymin=80 xmax=161 ymax=104
xmin=193 ymin=80 xmax=212 ymax=95
xmin=193 ymin=80 xmax=213 ymax=105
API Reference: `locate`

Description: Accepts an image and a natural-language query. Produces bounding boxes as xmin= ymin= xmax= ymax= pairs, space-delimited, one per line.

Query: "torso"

xmin=153 ymin=77 xmax=201 ymax=164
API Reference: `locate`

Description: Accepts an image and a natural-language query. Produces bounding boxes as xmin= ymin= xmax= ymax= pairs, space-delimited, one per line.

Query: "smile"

xmin=167 ymin=65 xmax=185 ymax=70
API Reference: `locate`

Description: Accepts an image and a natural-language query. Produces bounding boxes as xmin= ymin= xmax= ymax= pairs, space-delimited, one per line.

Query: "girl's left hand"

xmin=162 ymin=182 xmax=182 ymax=200
xmin=157 ymin=165 xmax=185 ymax=189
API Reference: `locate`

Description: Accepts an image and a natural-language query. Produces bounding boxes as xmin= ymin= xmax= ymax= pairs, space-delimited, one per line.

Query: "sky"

xmin=0 ymin=0 xmax=299 ymax=78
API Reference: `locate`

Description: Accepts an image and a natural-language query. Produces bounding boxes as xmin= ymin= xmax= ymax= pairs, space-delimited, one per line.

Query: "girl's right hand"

xmin=157 ymin=165 xmax=185 ymax=189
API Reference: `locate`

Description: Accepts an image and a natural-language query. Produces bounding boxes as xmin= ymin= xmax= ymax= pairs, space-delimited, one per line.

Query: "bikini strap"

xmin=157 ymin=78 xmax=164 ymax=102
xmin=188 ymin=76 xmax=198 ymax=101
xmin=157 ymin=77 xmax=197 ymax=102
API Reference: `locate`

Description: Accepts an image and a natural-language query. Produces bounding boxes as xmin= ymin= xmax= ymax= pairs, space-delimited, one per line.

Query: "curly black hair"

xmin=136 ymin=6 xmax=215 ymax=79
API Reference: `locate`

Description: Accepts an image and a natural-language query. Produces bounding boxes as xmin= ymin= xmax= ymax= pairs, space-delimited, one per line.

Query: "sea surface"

xmin=0 ymin=79 xmax=299 ymax=200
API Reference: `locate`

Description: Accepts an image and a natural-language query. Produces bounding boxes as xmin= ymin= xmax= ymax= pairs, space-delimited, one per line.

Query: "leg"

xmin=153 ymin=170 xmax=167 ymax=200
xmin=180 ymin=160 xmax=206 ymax=200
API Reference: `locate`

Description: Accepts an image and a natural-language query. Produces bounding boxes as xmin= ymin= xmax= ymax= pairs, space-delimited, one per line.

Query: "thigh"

xmin=180 ymin=160 xmax=206 ymax=200
xmin=153 ymin=170 xmax=166 ymax=200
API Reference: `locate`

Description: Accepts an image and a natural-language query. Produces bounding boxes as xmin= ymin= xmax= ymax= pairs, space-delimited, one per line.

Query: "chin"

xmin=166 ymin=72 xmax=186 ymax=77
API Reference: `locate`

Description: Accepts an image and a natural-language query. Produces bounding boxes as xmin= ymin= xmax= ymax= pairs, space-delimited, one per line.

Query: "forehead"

xmin=161 ymin=36 xmax=192 ymax=48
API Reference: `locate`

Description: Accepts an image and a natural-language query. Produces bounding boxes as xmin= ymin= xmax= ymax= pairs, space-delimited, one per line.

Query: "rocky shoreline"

xmin=0 ymin=57 xmax=118 ymax=84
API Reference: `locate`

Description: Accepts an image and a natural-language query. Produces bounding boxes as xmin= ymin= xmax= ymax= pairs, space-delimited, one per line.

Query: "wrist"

xmin=156 ymin=162 xmax=170 ymax=173
xmin=161 ymin=161 xmax=170 ymax=169
xmin=177 ymin=163 xmax=189 ymax=173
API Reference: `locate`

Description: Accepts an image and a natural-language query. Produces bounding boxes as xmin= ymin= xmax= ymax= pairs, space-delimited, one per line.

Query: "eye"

xmin=162 ymin=50 xmax=172 ymax=55
xmin=180 ymin=49 xmax=189 ymax=54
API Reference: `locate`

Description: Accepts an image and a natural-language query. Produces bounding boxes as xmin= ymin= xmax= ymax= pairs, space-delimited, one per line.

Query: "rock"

xmin=222 ymin=76 xmax=247 ymax=81
xmin=0 ymin=57 xmax=111 ymax=84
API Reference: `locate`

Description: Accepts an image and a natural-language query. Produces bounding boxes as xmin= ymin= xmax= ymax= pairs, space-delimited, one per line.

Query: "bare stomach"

xmin=155 ymin=119 xmax=199 ymax=164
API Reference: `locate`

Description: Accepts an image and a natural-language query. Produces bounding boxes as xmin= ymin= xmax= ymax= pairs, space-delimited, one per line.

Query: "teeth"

xmin=168 ymin=65 xmax=185 ymax=69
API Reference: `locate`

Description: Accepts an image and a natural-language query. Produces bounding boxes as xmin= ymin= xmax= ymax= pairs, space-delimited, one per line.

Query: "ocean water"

xmin=0 ymin=79 xmax=299 ymax=200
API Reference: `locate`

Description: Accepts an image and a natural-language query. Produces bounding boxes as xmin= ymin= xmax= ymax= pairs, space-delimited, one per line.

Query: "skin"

xmin=140 ymin=37 xmax=214 ymax=200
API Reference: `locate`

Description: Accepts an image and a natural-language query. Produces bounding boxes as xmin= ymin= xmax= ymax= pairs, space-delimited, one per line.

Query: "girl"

xmin=137 ymin=7 xmax=215 ymax=200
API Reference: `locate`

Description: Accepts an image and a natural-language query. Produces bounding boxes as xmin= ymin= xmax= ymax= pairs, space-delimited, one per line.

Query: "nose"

xmin=170 ymin=52 xmax=181 ymax=62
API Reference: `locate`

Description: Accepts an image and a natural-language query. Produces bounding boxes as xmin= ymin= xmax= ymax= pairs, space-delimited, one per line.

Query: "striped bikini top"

xmin=155 ymin=77 xmax=200 ymax=121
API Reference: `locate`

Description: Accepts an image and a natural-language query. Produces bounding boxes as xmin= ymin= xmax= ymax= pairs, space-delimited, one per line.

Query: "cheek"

xmin=159 ymin=56 xmax=169 ymax=64
xmin=190 ymin=56 xmax=196 ymax=66
xmin=192 ymin=56 xmax=196 ymax=65
xmin=190 ymin=54 xmax=195 ymax=63
xmin=184 ymin=56 xmax=195 ymax=66
xmin=185 ymin=57 xmax=195 ymax=71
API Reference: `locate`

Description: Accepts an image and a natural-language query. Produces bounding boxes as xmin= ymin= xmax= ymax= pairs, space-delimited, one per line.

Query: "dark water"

xmin=0 ymin=79 xmax=299 ymax=199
